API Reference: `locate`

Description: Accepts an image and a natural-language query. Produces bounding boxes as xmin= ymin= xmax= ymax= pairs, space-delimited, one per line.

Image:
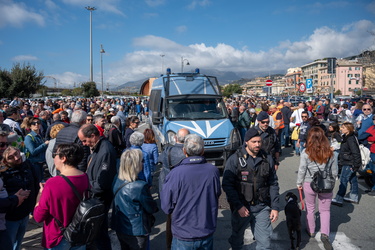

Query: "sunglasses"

xmin=134 ymin=121 xmax=140 ymax=124
xmin=260 ymin=121 xmax=270 ymax=124
xmin=31 ymin=121 xmax=41 ymax=125
xmin=87 ymin=119 xmax=93 ymax=121
xmin=0 ymin=142 xmax=9 ymax=148
xmin=363 ymin=109 xmax=371 ymax=111
xmin=302 ymin=116 xmax=308 ymax=118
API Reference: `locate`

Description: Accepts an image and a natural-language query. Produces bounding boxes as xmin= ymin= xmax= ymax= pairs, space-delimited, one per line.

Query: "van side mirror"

xmin=152 ymin=111 xmax=163 ymax=125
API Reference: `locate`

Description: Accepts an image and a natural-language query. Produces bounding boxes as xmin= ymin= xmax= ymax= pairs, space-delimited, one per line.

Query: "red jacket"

xmin=365 ymin=125 xmax=375 ymax=153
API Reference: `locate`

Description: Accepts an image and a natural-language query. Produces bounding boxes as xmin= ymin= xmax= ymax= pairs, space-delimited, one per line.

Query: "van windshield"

xmin=166 ymin=98 xmax=227 ymax=120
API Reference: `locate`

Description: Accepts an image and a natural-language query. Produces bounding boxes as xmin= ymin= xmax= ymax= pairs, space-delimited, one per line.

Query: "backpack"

xmin=354 ymin=137 xmax=371 ymax=170
xmin=55 ymin=175 xmax=106 ymax=246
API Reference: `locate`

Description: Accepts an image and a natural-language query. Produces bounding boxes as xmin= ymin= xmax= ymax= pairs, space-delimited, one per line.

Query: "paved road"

xmin=22 ymin=129 xmax=375 ymax=249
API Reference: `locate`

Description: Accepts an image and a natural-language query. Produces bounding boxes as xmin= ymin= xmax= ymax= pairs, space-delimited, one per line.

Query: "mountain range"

xmin=114 ymin=69 xmax=285 ymax=93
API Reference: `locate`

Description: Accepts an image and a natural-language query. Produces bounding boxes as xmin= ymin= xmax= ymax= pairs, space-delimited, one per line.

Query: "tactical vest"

xmin=236 ymin=150 xmax=271 ymax=205
xmin=260 ymin=130 xmax=277 ymax=154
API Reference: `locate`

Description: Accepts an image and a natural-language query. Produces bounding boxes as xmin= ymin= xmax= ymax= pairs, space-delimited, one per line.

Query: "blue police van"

xmin=147 ymin=68 xmax=241 ymax=167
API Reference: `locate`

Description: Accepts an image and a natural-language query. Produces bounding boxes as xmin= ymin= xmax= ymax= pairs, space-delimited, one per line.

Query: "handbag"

xmin=291 ymin=126 xmax=300 ymax=141
xmin=307 ymin=158 xmax=335 ymax=193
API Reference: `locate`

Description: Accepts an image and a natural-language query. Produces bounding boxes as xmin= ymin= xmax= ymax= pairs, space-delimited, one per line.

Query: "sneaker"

xmin=368 ymin=190 xmax=375 ymax=196
xmin=343 ymin=197 xmax=359 ymax=204
xmin=331 ymin=198 xmax=343 ymax=207
xmin=305 ymin=229 xmax=316 ymax=238
xmin=321 ymin=234 xmax=332 ymax=250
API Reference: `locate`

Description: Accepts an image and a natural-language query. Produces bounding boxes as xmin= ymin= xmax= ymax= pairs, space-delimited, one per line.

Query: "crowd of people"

xmin=0 ymin=94 xmax=374 ymax=250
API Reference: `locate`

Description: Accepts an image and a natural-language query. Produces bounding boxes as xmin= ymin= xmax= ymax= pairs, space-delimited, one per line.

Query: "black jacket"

xmin=87 ymin=138 xmax=117 ymax=206
xmin=54 ymin=123 xmax=89 ymax=172
xmin=0 ymin=160 xmax=37 ymax=221
xmin=338 ymin=132 xmax=362 ymax=171
xmin=222 ymin=146 xmax=279 ymax=213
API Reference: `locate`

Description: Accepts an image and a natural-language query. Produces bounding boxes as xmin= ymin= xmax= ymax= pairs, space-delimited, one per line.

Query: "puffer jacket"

xmin=338 ymin=132 xmax=362 ymax=171
xmin=111 ymin=179 xmax=158 ymax=236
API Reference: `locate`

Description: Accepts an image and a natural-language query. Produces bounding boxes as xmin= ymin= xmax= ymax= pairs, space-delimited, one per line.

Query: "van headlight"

xmin=226 ymin=128 xmax=241 ymax=150
xmin=167 ymin=131 xmax=177 ymax=145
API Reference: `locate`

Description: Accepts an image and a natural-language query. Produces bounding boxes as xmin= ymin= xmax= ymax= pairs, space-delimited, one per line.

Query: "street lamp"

xmin=100 ymin=44 xmax=105 ymax=98
xmin=160 ymin=54 xmax=165 ymax=74
xmin=181 ymin=56 xmax=190 ymax=73
xmin=85 ymin=6 xmax=96 ymax=82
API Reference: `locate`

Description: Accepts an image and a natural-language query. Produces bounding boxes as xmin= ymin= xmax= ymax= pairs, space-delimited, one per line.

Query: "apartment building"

xmin=297 ymin=58 xmax=363 ymax=96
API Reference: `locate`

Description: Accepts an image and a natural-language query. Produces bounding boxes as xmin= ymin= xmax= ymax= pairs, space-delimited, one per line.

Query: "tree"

xmin=0 ymin=68 xmax=12 ymax=98
xmin=222 ymin=84 xmax=243 ymax=97
xmin=334 ymin=89 xmax=342 ymax=96
xmin=8 ymin=63 xmax=45 ymax=97
xmin=61 ymin=89 xmax=72 ymax=96
xmin=81 ymin=82 xmax=100 ymax=97
xmin=72 ymin=87 xmax=83 ymax=96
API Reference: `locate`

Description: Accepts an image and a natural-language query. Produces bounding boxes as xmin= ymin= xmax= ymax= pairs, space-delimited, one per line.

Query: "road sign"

xmin=299 ymin=83 xmax=306 ymax=92
xmin=306 ymin=79 xmax=312 ymax=93
xmin=266 ymin=79 xmax=273 ymax=86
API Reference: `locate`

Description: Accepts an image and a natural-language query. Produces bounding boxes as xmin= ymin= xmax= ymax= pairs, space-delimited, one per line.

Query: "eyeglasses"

xmin=363 ymin=109 xmax=371 ymax=111
xmin=31 ymin=121 xmax=41 ymax=125
xmin=52 ymin=152 xmax=60 ymax=158
xmin=260 ymin=121 xmax=270 ymax=124
xmin=0 ymin=142 xmax=9 ymax=148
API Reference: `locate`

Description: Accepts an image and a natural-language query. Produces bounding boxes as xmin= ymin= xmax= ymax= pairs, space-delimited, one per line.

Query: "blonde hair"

xmin=2 ymin=146 xmax=20 ymax=167
xmin=50 ymin=124 xmax=66 ymax=139
xmin=118 ymin=149 xmax=143 ymax=182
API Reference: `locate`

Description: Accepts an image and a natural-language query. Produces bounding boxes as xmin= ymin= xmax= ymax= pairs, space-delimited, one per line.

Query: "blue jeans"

xmin=281 ymin=124 xmax=290 ymax=146
xmin=45 ymin=238 xmax=86 ymax=250
xmin=172 ymin=234 xmax=213 ymax=250
xmin=336 ymin=165 xmax=358 ymax=201
xmin=229 ymin=206 xmax=273 ymax=250
xmin=294 ymin=140 xmax=300 ymax=155
xmin=5 ymin=215 xmax=29 ymax=250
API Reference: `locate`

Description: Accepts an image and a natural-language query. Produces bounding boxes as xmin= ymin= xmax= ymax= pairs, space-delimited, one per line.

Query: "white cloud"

xmin=45 ymin=0 xmax=58 ymax=10
xmin=176 ymin=25 xmax=187 ymax=33
xmin=47 ymin=72 xmax=87 ymax=88
xmin=12 ymin=55 xmax=38 ymax=61
xmin=50 ymin=20 xmax=375 ymax=87
xmin=0 ymin=0 xmax=45 ymax=28
xmin=187 ymin=0 xmax=211 ymax=10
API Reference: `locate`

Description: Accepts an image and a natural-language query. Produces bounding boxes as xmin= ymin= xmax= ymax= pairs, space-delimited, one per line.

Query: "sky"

xmin=1 ymin=0 xmax=375 ymax=90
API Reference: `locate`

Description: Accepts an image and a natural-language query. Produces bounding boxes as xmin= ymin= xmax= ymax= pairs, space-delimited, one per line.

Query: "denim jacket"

xmin=24 ymin=131 xmax=47 ymax=163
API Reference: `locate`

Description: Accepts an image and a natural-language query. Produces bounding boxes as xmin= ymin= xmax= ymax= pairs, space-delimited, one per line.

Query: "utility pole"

xmin=86 ymin=6 xmax=96 ymax=82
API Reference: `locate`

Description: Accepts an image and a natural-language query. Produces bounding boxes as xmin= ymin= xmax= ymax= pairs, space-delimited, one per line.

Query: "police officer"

xmin=254 ymin=111 xmax=281 ymax=171
xmin=222 ymin=128 xmax=280 ymax=250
